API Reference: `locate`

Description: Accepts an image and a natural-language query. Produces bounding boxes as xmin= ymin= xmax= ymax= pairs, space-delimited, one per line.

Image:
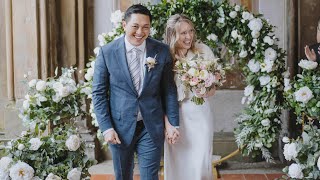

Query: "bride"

xmin=163 ymin=14 xmax=219 ymax=180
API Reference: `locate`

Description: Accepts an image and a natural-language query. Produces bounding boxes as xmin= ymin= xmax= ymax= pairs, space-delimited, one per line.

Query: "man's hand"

xmin=305 ymin=45 xmax=317 ymax=61
xmin=164 ymin=116 xmax=180 ymax=144
xmin=104 ymin=129 xmax=121 ymax=144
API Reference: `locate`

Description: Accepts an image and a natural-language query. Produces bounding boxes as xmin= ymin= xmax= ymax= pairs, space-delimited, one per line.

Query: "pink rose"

xmin=205 ymin=73 xmax=216 ymax=87
xmin=189 ymin=77 xmax=199 ymax=86
xmin=181 ymin=74 xmax=189 ymax=82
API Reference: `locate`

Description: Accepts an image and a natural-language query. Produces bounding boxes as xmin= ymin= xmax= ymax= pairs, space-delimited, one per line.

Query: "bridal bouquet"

xmin=175 ymin=54 xmax=225 ymax=105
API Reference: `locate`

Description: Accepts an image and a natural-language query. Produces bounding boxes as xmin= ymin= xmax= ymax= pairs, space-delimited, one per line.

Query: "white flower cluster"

xmin=298 ymin=59 xmax=318 ymax=70
xmin=110 ymin=10 xmax=123 ymax=28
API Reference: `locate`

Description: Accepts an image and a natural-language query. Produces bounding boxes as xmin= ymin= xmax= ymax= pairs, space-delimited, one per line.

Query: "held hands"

xmin=104 ymin=129 xmax=121 ymax=144
xmin=304 ymin=45 xmax=319 ymax=61
xmin=164 ymin=116 xmax=180 ymax=144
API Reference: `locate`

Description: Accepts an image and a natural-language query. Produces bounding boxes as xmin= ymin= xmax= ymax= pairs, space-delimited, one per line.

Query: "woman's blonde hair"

xmin=164 ymin=14 xmax=197 ymax=62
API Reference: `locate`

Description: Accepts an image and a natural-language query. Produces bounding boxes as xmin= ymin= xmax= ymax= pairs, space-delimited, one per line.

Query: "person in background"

xmin=304 ymin=19 xmax=320 ymax=63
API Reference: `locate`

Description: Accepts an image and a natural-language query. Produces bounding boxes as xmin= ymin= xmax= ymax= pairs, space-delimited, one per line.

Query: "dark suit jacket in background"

xmin=309 ymin=43 xmax=320 ymax=63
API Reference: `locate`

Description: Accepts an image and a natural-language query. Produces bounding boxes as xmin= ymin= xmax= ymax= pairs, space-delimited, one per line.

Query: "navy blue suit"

xmin=92 ymin=36 xmax=179 ymax=180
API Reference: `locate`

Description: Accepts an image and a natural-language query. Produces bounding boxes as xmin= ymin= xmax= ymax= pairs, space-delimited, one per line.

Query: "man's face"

xmin=122 ymin=14 xmax=150 ymax=46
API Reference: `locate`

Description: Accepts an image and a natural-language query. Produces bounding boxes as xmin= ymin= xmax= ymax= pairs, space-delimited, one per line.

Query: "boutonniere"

xmin=145 ymin=54 xmax=158 ymax=72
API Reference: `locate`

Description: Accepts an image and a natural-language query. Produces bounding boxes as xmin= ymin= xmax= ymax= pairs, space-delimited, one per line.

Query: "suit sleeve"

xmin=161 ymin=47 xmax=179 ymax=126
xmin=92 ymin=48 xmax=113 ymax=132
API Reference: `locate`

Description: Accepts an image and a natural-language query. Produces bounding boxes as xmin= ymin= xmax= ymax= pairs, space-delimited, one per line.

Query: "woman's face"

xmin=176 ymin=21 xmax=194 ymax=51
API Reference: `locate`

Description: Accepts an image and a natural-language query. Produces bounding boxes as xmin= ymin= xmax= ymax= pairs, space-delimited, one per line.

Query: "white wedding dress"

xmin=164 ymin=43 xmax=215 ymax=180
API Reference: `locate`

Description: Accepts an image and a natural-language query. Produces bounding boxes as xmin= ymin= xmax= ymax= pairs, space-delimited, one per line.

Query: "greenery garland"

xmin=88 ymin=0 xmax=287 ymax=162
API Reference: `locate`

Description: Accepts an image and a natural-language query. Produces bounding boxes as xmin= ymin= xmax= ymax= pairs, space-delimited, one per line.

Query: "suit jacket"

xmin=309 ymin=43 xmax=320 ymax=63
xmin=92 ymin=36 xmax=179 ymax=148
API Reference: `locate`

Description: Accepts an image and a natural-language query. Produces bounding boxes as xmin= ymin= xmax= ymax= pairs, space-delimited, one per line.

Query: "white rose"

xmin=187 ymin=68 xmax=198 ymax=76
xmin=317 ymin=156 xmax=320 ymax=170
xmin=21 ymin=131 xmax=28 ymax=137
xmin=18 ymin=144 xmax=25 ymax=150
xmin=259 ymin=75 xmax=271 ymax=86
xmin=301 ymin=132 xmax=310 ymax=144
xmin=239 ymin=50 xmax=248 ymax=58
xmin=207 ymin=34 xmax=218 ymax=41
xmin=93 ymin=47 xmax=100 ymax=56
xmin=107 ymin=31 xmax=115 ymax=37
xmin=254 ymin=142 xmax=263 ymax=148
xmin=29 ymin=138 xmax=43 ymax=151
xmin=217 ymin=17 xmax=225 ymax=24
xmin=251 ymin=30 xmax=260 ymax=38
xmin=9 ymin=161 xmax=34 ymax=180
xmin=241 ymin=97 xmax=246 ymax=104
xmin=263 ymin=36 xmax=274 ymax=45
xmin=52 ymin=94 xmax=62 ymax=103
xmin=150 ymin=27 xmax=157 ymax=37
xmin=288 ymin=163 xmax=303 ymax=179
xmin=199 ymin=70 xmax=209 ymax=80
xmin=284 ymin=78 xmax=292 ymax=92
xmin=85 ymin=68 xmax=94 ymax=81
xmin=261 ymin=119 xmax=270 ymax=126
xmin=235 ymin=5 xmax=241 ymax=11
xmin=0 ymin=169 xmax=9 ymax=180
xmin=260 ymin=59 xmax=274 ymax=73
xmin=91 ymin=61 xmax=95 ymax=68
xmin=28 ymin=79 xmax=37 ymax=87
xmin=110 ymin=10 xmax=123 ymax=27
xmin=66 ymin=135 xmax=81 ymax=151
xmin=0 ymin=157 xmax=13 ymax=171
xmin=36 ymin=80 xmax=46 ymax=91
xmin=67 ymin=168 xmax=81 ymax=180
xmin=282 ymin=136 xmax=290 ymax=143
xmin=283 ymin=143 xmax=298 ymax=161
xmin=56 ymin=86 xmax=69 ymax=98
xmin=244 ymin=85 xmax=254 ymax=96
xmin=242 ymin=11 xmax=251 ymax=20
xmin=248 ymin=59 xmax=260 ymax=73
xmin=45 ymin=173 xmax=62 ymax=180
xmin=22 ymin=100 xmax=30 ymax=110
xmin=251 ymin=38 xmax=258 ymax=47
xmin=146 ymin=57 xmax=156 ymax=64
xmin=97 ymin=34 xmax=105 ymax=46
xmin=298 ymin=59 xmax=318 ymax=70
xmin=248 ymin=18 xmax=263 ymax=31
xmin=231 ymin=30 xmax=238 ymax=39
xmin=294 ymin=86 xmax=314 ymax=103
xmin=264 ymin=48 xmax=277 ymax=61
xmin=229 ymin=11 xmax=237 ymax=18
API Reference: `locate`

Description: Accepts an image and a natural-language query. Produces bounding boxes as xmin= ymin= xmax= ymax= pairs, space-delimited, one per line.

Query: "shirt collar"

xmin=124 ymin=35 xmax=146 ymax=53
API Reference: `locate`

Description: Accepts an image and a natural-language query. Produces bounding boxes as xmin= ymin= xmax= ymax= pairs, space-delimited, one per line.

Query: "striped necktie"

xmin=129 ymin=48 xmax=141 ymax=92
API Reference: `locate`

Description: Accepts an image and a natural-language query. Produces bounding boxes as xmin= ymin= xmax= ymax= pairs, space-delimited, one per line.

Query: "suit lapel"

xmin=141 ymin=38 xmax=159 ymax=93
xmin=115 ymin=37 xmax=138 ymax=95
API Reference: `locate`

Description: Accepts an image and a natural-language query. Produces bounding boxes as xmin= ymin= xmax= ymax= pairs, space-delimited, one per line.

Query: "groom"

xmin=92 ymin=4 xmax=179 ymax=180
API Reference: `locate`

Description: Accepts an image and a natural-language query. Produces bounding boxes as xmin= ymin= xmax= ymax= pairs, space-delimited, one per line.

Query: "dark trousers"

xmin=109 ymin=121 xmax=162 ymax=180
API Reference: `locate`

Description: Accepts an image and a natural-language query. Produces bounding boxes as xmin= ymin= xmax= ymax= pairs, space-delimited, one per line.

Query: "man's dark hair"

xmin=124 ymin=4 xmax=152 ymax=23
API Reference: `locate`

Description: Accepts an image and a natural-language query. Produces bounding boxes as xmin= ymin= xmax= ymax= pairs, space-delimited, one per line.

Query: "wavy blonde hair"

xmin=164 ymin=14 xmax=197 ymax=63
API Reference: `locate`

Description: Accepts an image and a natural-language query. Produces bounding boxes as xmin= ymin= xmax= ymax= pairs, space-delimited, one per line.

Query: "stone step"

xmin=89 ymin=160 xmax=285 ymax=180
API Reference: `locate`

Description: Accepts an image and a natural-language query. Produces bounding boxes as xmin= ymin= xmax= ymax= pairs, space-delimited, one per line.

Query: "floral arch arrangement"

xmin=87 ymin=0 xmax=287 ymax=162
xmin=282 ymin=60 xmax=320 ymax=179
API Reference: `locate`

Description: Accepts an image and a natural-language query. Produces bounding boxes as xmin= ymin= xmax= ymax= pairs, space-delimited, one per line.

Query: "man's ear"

xmin=122 ymin=20 xmax=126 ymax=30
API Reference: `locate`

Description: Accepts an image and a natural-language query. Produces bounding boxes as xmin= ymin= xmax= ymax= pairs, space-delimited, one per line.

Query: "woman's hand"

xmin=164 ymin=116 xmax=180 ymax=144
